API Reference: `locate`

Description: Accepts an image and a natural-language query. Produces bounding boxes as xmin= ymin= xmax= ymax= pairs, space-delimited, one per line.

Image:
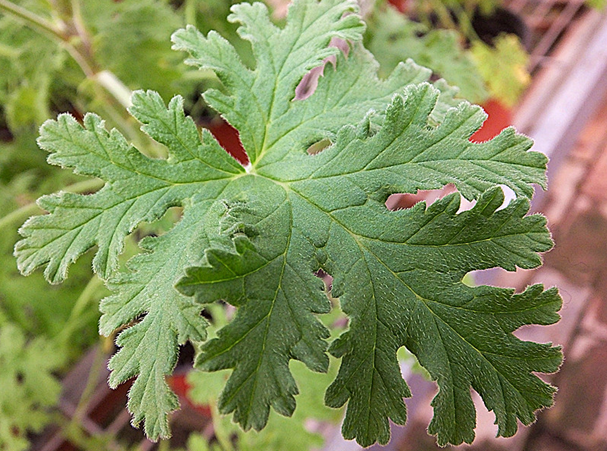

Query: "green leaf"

xmin=102 ymin=200 xmax=212 ymax=438
xmin=16 ymin=90 xmax=244 ymax=439
xmin=16 ymin=91 xmax=244 ymax=283
xmin=16 ymin=0 xmax=562 ymax=447
xmin=171 ymin=0 xmax=366 ymax=164
xmin=321 ymin=188 xmax=560 ymax=446
xmin=263 ymin=85 xmax=546 ymax=200
xmin=177 ymin=177 xmax=331 ymax=430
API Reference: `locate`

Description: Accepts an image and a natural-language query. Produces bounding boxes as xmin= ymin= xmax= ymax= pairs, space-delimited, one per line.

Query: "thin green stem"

xmin=452 ymin=3 xmax=481 ymax=43
xmin=184 ymin=0 xmax=197 ymax=26
xmin=0 ymin=203 xmax=40 ymax=231
xmin=51 ymin=411 xmax=126 ymax=451
xmin=54 ymin=275 xmax=104 ymax=346
xmin=0 ymin=178 xmax=104 ymax=230
xmin=66 ymin=0 xmax=98 ymax=76
xmin=70 ymin=345 xmax=108 ymax=428
xmin=0 ymin=0 xmax=66 ymax=40
xmin=63 ymin=40 xmax=96 ymax=76
xmin=429 ymin=0 xmax=458 ymax=31
xmin=95 ymin=71 xmax=133 ymax=109
xmin=62 ymin=178 xmax=104 ymax=194
xmin=51 ymin=0 xmax=73 ymax=21
xmin=69 ymin=0 xmax=86 ymax=42
xmin=0 ymin=0 xmax=167 ymax=158
xmin=0 ymin=0 xmax=129 ymax=106
xmin=210 ymin=400 xmax=235 ymax=451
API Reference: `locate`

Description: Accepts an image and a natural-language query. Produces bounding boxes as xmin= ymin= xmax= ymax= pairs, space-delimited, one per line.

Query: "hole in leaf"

xmin=295 ymin=37 xmax=349 ymax=100
xmin=132 ymin=206 xmax=183 ymax=241
xmin=315 ymin=269 xmax=332 ymax=291
xmin=206 ymin=119 xmax=248 ymax=164
xmin=386 ymin=192 xmax=426 ymax=210
xmin=201 ymin=308 xmax=213 ymax=322
xmin=121 ymin=206 xmax=183 ymax=271
xmin=397 ymin=347 xmax=431 ymax=380
xmin=462 ymin=273 xmax=476 ymax=287
xmin=296 ymin=66 xmax=325 ymax=100
xmin=385 ymin=185 xmax=481 ymax=213
xmin=496 ymin=184 xmax=516 ymax=211
xmin=457 ymin=196 xmax=477 ymax=213
xmin=176 ymin=342 xmax=195 ymax=366
xmin=385 ymin=185 xmax=458 ymax=211
xmin=467 ymin=268 xmax=501 ymax=286
xmin=306 ymin=138 xmax=332 ymax=155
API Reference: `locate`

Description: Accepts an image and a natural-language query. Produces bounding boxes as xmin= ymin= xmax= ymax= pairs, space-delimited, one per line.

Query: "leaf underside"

xmin=15 ymin=0 xmax=562 ymax=447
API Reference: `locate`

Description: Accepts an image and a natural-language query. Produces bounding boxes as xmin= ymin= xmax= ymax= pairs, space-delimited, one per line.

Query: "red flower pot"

xmin=470 ymin=99 xmax=513 ymax=142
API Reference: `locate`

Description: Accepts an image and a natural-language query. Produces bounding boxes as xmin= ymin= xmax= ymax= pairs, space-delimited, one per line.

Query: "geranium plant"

xmin=14 ymin=0 xmax=562 ymax=447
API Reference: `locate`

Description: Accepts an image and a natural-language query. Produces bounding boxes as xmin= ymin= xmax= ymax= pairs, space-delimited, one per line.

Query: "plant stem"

xmin=65 ymin=0 xmax=98 ymax=76
xmin=184 ymin=0 xmax=197 ymax=26
xmin=0 ymin=203 xmax=40 ymax=231
xmin=70 ymin=344 xmax=108 ymax=428
xmin=0 ymin=178 xmax=104 ymax=230
xmin=51 ymin=0 xmax=73 ymax=21
xmin=51 ymin=410 xmax=126 ymax=451
xmin=62 ymin=178 xmax=104 ymax=194
xmin=0 ymin=0 xmax=169 ymax=158
xmin=0 ymin=0 xmax=66 ymax=40
xmin=452 ymin=3 xmax=481 ymax=43
xmin=0 ymin=0 xmax=127 ymax=108
xmin=210 ymin=400 xmax=235 ymax=451
xmin=95 ymin=71 xmax=133 ymax=109
xmin=430 ymin=0 xmax=458 ymax=31
xmin=54 ymin=275 xmax=104 ymax=347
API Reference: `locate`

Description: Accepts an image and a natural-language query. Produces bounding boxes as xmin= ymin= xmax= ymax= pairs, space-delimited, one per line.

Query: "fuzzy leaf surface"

xmin=16 ymin=0 xmax=561 ymax=446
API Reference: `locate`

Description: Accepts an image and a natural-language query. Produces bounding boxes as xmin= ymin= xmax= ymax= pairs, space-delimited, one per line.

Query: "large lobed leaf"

xmin=16 ymin=0 xmax=562 ymax=447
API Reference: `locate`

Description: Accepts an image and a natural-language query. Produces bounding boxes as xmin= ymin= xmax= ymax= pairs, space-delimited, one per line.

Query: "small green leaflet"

xmin=0 ymin=323 xmax=64 ymax=451
xmin=15 ymin=0 xmax=562 ymax=447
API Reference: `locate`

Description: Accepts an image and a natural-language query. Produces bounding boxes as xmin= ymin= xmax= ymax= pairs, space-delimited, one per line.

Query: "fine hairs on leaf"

xmin=15 ymin=0 xmax=562 ymax=447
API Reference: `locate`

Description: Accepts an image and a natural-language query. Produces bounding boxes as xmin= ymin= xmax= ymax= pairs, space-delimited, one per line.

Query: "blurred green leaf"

xmin=366 ymin=6 xmax=488 ymax=103
xmin=0 ymin=322 xmax=64 ymax=451
xmin=88 ymin=0 xmax=186 ymax=100
xmin=470 ymin=34 xmax=530 ymax=107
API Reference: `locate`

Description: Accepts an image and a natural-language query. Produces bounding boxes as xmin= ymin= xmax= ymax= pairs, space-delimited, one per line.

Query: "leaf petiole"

xmin=0 ymin=0 xmax=66 ymax=40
